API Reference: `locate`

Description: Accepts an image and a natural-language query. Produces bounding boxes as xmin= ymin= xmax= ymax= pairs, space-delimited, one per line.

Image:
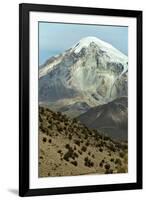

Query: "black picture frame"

xmin=19 ymin=3 xmax=143 ymax=197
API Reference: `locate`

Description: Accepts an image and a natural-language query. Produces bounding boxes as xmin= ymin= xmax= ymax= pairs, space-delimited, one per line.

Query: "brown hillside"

xmin=39 ymin=106 xmax=128 ymax=177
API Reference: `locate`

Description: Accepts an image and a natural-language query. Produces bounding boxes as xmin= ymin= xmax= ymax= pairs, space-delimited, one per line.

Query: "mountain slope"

xmin=39 ymin=36 xmax=128 ymax=117
xmin=39 ymin=106 xmax=128 ymax=177
xmin=77 ymin=97 xmax=128 ymax=140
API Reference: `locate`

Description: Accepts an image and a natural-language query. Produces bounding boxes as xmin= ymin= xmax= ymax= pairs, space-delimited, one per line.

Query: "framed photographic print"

xmin=19 ymin=3 xmax=143 ymax=196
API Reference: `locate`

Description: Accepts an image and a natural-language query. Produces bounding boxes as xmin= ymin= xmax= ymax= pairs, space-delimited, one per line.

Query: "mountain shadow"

xmin=77 ymin=97 xmax=128 ymax=141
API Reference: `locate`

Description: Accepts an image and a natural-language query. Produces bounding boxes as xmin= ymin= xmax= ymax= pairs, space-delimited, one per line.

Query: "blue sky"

xmin=39 ymin=22 xmax=128 ymax=65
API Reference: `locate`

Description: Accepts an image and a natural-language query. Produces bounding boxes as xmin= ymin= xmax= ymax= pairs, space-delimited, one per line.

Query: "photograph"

xmin=38 ymin=22 xmax=128 ymax=177
xmin=19 ymin=3 xmax=142 ymax=196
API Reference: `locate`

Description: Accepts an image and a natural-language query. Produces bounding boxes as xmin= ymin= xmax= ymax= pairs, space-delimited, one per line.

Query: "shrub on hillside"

xmin=81 ymin=146 xmax=87 ymax=152
xmin=69 ymin=134 xmax=72 ymax=140
xmin=74 ymin=140 xmax=80 ymax=146
xmin=99 ymin=148 xmax=103 ymax=152
xmin=48 ymin=139 xmax=52 ymax=143
xmin=99 ymin=161 xmax=103 ymax=167
xmin=42 ymin=137 xmax=47 ymax=143
xmin=105 ymin=169 xmax=113 ymax=174
xmin=115 ymin=158 xmax=122 ymax=166
xmin=84 ymin=157 xmax=94 ymax=167
xmin=71 ymin=160 xmax=78 ymax=166
xmin=104 ymin=163 xmax=110 ymax=170
xmin=119 ymin=151 xmax=125 ymax=158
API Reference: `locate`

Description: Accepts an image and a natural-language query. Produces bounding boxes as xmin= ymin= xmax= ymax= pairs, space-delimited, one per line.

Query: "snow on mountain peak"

xmin=39 ymin=36 xmax=128 ymax=81
xmin=39 ymin=36 xmax=128 ymax=109
xmin=72 ymin=36 xmax=127 ymax=63
xmin=73 ymin=36 xmax=112 ymax=53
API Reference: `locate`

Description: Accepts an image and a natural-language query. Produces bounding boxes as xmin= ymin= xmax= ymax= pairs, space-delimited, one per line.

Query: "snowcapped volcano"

xmin=39 ymin=36 xmax=128 ymax=117
xmin=72 ymin=36 xmax=127 ymax=63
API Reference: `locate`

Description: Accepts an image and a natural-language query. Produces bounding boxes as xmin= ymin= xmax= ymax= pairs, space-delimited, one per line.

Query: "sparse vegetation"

xmin=48 ymin=139 xmax=52 ymax=143
xmin=104 ymin=163 xmax=110 ymax=170
xmin=39 ymin=106 xmax=128 ymax=177
xmin=74 ymin=140 xmax=80 ymax=146
xmin=65 ymin=144 xmax=70 ymax=149
xmin=85 ymin=142 xmax=89 ymax=146
xmin=63 ymin=149 xmax=73 ymax=161
xmin=119 ymin=151 xmax=125 ymax=158
xmin=81 ymin=146 xmax=87 ymax=152
xmin=115 ymin=158 xmax=122 ymax=166
xmin=108 ymin=143 xmax=116 ymax=152
xmin=99 ymin=162 xmax=103 ymax=167
xmin=92 ymin=154 xmax=95 ymax=159
xmin=71 ymin=160 xmax=78 ymax=166
xmin=57 ymin=150 xmax=62 ymax=154
xmin=105 ymin=169 xmax=113 ymax=174
xmin=69 ymin=134 xmax=72 ymax=140
xmin=78 ymin=150 xmax=82 ymax=155
xmin=42 ymin=137 xmax=47 ymax=143
xmin=84 ymin=157 xmax=94 ymax=167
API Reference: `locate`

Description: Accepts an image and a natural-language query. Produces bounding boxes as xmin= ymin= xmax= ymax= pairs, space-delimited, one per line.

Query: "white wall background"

xmin=0 ymin=0 xmax=145 ymax=199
